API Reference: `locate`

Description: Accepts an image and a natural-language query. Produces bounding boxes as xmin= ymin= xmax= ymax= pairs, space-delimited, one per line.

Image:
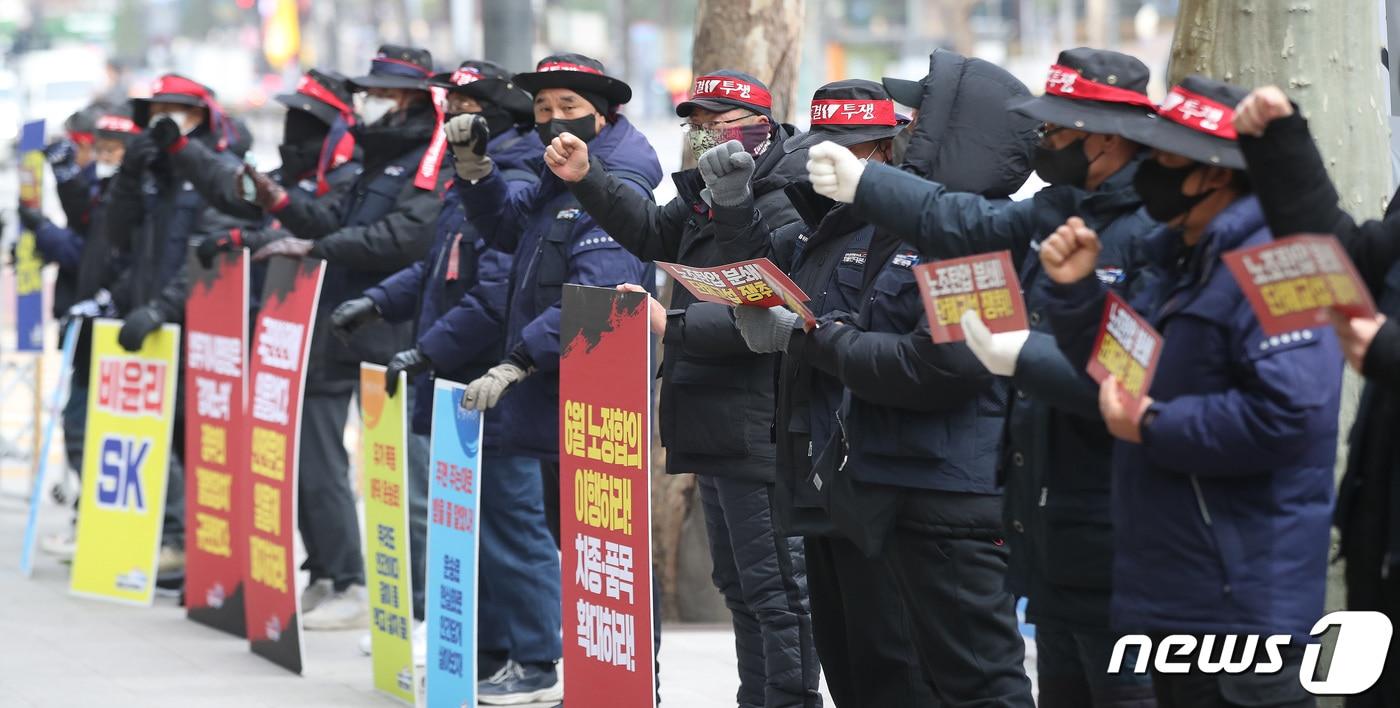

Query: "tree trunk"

xmin=1170 ymin=2 xmax=1389 ymax=698
xmin=690 ymin=0 xmax=805 ymax=124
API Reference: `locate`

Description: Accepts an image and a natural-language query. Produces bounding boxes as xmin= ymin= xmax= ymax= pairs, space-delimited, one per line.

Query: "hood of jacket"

xmin=904 ymin=48 xmax=1039 ymax=199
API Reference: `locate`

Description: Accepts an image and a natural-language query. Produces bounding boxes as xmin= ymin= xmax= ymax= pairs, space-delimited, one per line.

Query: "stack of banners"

xmin=1222 ymin=234 xmax=1378 ymax=336
xmin=69 ymin=319 xmax=180 ymax=604
xmin=1087 ymin=292 xmax=1164 ymax=405
xmin=183 ymin=248 xmax=250 ymax=636
xmin=425 ymin=381 xmax=483 ymax=708
xmin=244 ymin=257 xmax=324 ymax=674
xmin=359 ymin=363 xmax=416 ymax=703
xmin=19 ymin=318 xmax=82 ymax=576
xmin=14 ymin=119 xmax=45 ymax=352
xmin=657 ymin=258 xmax=816 ymax=327
xmin=913 ymin=251 xmax=1029 ymax=343
xmin=559 ymin=284 xmax=656 ymax=707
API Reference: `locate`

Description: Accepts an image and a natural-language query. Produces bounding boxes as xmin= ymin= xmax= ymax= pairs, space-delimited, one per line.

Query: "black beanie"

xmin=576 ymin=90 xmax=612 ymax=118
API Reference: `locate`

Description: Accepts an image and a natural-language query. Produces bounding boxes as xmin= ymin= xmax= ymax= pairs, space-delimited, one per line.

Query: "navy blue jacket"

xmin=458 ymin=116 xmax=662 ymax=460
xmin=1046 ymin=195 xmax=1341 ymax=642
xmin=366 ymin=127 xmax=541 ymax=439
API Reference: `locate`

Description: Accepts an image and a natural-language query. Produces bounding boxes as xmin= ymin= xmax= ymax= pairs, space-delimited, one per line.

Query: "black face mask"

xmin=1133 ymin=159 xmax=1213 ymax=223
xmin=535 ymin=113 xmax=598 ymax=147
xmin=1032 ymin=137 xmax=1091 ymax=187
xmin=278 ymin=142 xmax=320 ymax=179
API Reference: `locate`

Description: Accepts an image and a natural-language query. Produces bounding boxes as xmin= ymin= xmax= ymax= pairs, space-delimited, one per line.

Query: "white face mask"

xmin=150 ymin=110 xmax=197 ymax=135
xmin=358 ymin=95 xmax=399 ymax=126
xmin=94 ymin=161 xmax=118 ymax=179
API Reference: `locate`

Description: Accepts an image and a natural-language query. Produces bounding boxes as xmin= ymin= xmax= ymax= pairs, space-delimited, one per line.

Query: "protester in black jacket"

xmin=543 ymin=70 xmax=821 ymax=708
xmin=733 ymin=70 xmax=1037 ymax=707
xmin=1235 ymin=84 xmax=1400 ymax=707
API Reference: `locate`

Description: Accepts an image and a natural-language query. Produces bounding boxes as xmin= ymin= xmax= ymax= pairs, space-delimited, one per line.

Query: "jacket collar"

xmin=1078 ymin=152 xmax=1145 ymax=222
xmin=1143 ymin=194 xmax=1265 ymax=300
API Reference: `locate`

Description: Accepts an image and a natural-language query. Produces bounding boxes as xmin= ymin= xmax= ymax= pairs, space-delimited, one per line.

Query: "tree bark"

xmin=691 ymin=0 xmax=806 ymax=124
xmin=1170 ymin=3 xmax=1389 ymax=699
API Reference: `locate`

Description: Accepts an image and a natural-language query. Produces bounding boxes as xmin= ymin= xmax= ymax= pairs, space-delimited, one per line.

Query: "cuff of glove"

xmin=505 ymin=346 xmax=535 ymax=373
xmin=455 ymin=157 xmax=494 ymax=183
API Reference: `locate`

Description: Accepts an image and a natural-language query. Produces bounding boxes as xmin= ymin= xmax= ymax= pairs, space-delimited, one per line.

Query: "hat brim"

xmin=346 ymin=74 xmax=430 ymax=91
xmin=676 ymin=97 xmax=768 ymax=118
xmin=141 ymin=93 xmax=206 ymax=108
xmin=783 ymin=123 xmax=908 ymax=153
xmin=881 ymin=77 xmax=923 ymax=108
xmin=514 ymin=71 xmax=631 ymax=106
xmin=274 ymin=93 xmax=341 ymax=127
xmin=1116 ymin=112 xmax=1245 ymax=170
xmin=428 ymin=73 xmax=501 ymax=96
xmin=1006 ymin=94 xmax=1157 ymax=138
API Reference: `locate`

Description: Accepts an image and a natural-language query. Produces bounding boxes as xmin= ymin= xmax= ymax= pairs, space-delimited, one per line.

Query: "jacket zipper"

xmin=1190 ymin=474 xmax=1232 ymax=595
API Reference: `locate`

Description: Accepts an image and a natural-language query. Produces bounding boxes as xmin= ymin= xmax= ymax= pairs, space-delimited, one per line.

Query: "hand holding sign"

xmin=1099 ymin=375 xmax=1154 ymax=443
xmin=616 ymin=284 xmax=666 ymax=335
xmin=546 ymin=133 xmax=591 ymax=183
xmin=1223 ymin=235 xmax=1377 ymax=336
xmin=1041 ymin=217 xmax=1102 ymax=285
xmin=1328 ymin=309 xmax=1388 ymax=373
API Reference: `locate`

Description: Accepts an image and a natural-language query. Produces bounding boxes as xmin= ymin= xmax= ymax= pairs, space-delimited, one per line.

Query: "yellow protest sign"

xmin=70 ymin=319 xmax=181 ymax=605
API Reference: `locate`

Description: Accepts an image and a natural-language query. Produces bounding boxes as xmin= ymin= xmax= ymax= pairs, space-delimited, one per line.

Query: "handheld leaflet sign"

xmin=18 ymin=318 xmax=81 ymax=576
xmin=1222 ymin=234 xmax=1378 ymax=337
xmin=360 ymin=363 xmax=416 ymax=703
xmin=1086 ymin=292 xmax=1164 ymax=405
xmin=244 ymin=257 xmax=323 ymax=674
xmin=15 ymin=119 xmax=45 ymax=352
xmin=425 ymin=381 xmax=483 ymax=708
xmin=69 ymin=319 xmax=180 ymax=605
xmin=913 ymin=251 xmax=1028 ymax=343
xmin=657 ymin=258 xmax=815 ymax=327
xmin=184 ymin=248 xmax=250 ymax=636
xmin=559 ymin=284 xmax=655 ymax=707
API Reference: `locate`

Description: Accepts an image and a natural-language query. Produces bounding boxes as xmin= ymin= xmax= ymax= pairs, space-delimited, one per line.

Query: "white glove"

xmin=961 ymin=310 xmax=1030 ymax=377
xmin=806 ymin=141 xmax=866 ymax=204
xmin=67 ymin=289 xmax=113 ymax=319
xmin=461 ymin=362 xmax=528 ymax=411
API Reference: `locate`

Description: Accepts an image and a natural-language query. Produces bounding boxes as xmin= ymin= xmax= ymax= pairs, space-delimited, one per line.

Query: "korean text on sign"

xmin=1222 ymin=234 xmax=1378 ymax=337
xmin=563 ymin=400 xmax=644 ymax=470
xmin=1087 ymin=292 xmax=1163 ymax=402
xmin=914 ymin=251 xmax=1027 ymax=343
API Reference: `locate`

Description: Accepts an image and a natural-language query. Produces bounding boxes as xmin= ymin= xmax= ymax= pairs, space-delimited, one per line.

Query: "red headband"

xmin=535 ymin=61 xmax=602 ymax=75
xmin=810 ymin=99 xmax=897 ymax=126
xmin=1159 ymin=86 xmax=1238 ymax=140
xmin=690 ymin=75 xmax=772 ymax=109
xmin=1043 ymin=65 xmax=1155 ymax=110
xmin=295 ymin=75 xmax=353 ymax=119
xmin=372 ymin=55 xmax=432 ymax=77
xmin=95 ymin=115 xmax=139 ymax=134
xmin=68 ymin=131 xmax=95 ymax=146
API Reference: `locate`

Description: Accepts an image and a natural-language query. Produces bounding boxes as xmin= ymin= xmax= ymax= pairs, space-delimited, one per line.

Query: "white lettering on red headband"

xmin=536 ymin=61 xmax=603 ymax=76
xmin=1160 ymin=87 xmax=1238 ymax=140
xmin=1043 ymin=65 xmax=1155 ymax=109
xmin=810 ymin=99 xmax=896 ymax=126
xmin=96 ymin=116 xmax=139 ymax=134
xmin=691 ymin=76 xmax=773 ymax=110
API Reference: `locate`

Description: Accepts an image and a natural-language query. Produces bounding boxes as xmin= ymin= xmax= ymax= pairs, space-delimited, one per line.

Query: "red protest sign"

xmin=243 ymin=256 xmax=324 ymax=675
xmin=657 ymin=258 xmax=815 ymax=327
xmin=1087 ymin=292 xmax=1163 ymax=404
xmin=1222 ymin=234 xmax=1377 ymax=337
xmin=184 ymin=247 xmax=250 ymax=638
xmin=559 ymin=284 xmax=655 ymax=708
xmin=913 ymin=250 xmax=1028 ymax=343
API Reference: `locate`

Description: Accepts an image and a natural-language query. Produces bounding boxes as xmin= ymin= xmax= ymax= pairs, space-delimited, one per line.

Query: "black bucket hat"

xmin=513 ymin=53 xmax=632 ymax=107
xmin=1005 ymin=48 xmax=1156 ymax=137
xmin=676 ymin=70 xmax=773 ymax=119
xmin=274 ymin=69 xmax=354 ymax=127
xmin=347 ymin=45 xmax=434 ymax=92
xmin=1117 ymin=75 xmax=1247 ymax=170
xmin=94 ymin=104 xmax=141 ymax=142
xmin=785 ymin=79 xmax=910 ymax=153
xmin=430 ymin=60 xmax=533 ymax=119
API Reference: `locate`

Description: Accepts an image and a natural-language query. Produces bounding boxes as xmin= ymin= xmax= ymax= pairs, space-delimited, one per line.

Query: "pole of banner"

xmin=30 ymin=351 xmax=43 ymax=485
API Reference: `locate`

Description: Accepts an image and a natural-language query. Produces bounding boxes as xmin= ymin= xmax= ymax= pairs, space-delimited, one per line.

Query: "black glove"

xmin=385 ymin=348 xmax=431 ymax=397
xmin=120 ymin=134 xmax=159 ymax=176
xmin=148 ymin=117 xmax=182 ymax=151
xmin=330 ymin=297 xmax=380 ymax=344
xmin=17 ymin=205 xmax=44 ymax=232
xmin=196 ymin=229 xmax=243 ymax=268
xmin=118 ymin=305 xmax=165 ymax=352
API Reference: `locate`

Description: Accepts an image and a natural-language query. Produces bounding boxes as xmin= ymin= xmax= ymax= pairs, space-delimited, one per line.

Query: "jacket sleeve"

xmin=1010 ymin=331 xmax=1103 ymax=419
xmin=148 ymin=258 xmax=192 ymax=323
xmin=661 ymin=301 xmax=754 ymax=358
xmin=416 ymin=248 xmax=511 ymax=371
xmin=364 ymin=261 xmax=426 ymax=324
xmin=270 ymin=182 xmax=347 ymax=240
xmin=307 ymin=176 xmax=444 ymax=271
xmin=849 ymin=162 xmax=1056 ymax=265
xmin=1240 ymin=111 xmax=1400 ymax=296
xmin=168 ymin=138 xmax=262 ymax=222
xmin=457 ymin=167 xmax=560 ymax=254
xmin=1362 ymin=318 xmax=1400 ymax=394
xmin=1044 ymin=276 xmax=1111 ymax=373
xmin=794 ymin=318 xmax=993 ymax=412
xmin=104 ymin=170 xmax=147 ymax=252
xmin=32 ymin=219 xmax=84 ymax=270
xmin=54 ymin=169 xmax=93 ymax=232
xmin=569 ymin=158 xmax=688 ymax=262
xmin=1141 ymin=323 xmax=1340 ymax=477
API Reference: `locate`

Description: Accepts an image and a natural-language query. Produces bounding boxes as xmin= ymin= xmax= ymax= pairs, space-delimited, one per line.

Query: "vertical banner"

xmin=360 ymin=363 xmax=416 ymax=703
xmin=69 ymin=319 xmax=180 ymax=604
xmin=15 ymin=119 xmax=45 ymax=352
xmin=425 ymin=381 xmax=483 ymax=708
xmin=184 ymin=248 xmax=251 ymax=636
xmin=559 ymin=284 xmax=655 ymax=707
xmin=19 ymin=318 xmax=81 ymax=576
xmin=244 ymin=257 xmax=323 ymax=674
